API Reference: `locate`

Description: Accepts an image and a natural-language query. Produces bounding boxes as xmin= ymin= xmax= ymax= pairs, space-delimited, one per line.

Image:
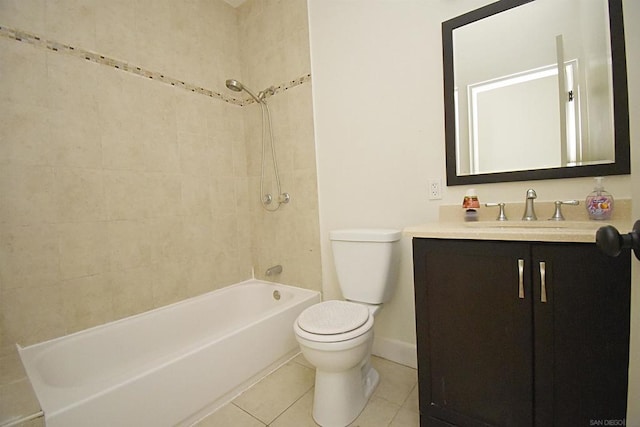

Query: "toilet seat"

xmin=295 ymin=301 xmax=374 ymax=343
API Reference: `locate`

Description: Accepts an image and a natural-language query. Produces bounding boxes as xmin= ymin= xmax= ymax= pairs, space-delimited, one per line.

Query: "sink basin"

xmin=464 ymin=220 xmax=607 ymax=230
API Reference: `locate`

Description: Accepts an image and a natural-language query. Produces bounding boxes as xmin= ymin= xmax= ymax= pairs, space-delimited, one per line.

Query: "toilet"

xmin=293 ymin=228 xmax=402 ymax=427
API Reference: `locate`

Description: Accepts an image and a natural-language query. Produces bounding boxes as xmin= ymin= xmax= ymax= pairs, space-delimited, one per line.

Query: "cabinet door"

xmin=532 ymin=243 xmax=630 ymax=426
xmin=413 ymin=239 xmax=533 ymax=426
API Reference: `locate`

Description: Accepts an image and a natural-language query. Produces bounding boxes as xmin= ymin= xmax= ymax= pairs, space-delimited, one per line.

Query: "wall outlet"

xmin=429 ymin=179 xmax=442 ymax=200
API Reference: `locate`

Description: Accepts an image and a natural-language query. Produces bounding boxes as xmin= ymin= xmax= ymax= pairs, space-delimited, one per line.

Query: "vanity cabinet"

xmin=412 ymin=238 xmax=631 ymax=427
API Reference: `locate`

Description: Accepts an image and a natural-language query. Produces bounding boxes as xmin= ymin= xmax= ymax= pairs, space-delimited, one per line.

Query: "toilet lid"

xmin=297 ymin=300 xmax=370 ymax=335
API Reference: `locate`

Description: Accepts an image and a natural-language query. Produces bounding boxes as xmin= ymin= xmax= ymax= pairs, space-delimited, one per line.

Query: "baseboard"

xmin=372 ymin=336 xmax=417 ymax=369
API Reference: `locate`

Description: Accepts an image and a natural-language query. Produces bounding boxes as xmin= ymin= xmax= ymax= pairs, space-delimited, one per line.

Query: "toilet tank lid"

xmin=329 ymin=228 xmax=402 ymax=242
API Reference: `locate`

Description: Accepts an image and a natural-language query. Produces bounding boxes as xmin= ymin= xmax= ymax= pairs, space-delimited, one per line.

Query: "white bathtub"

xmin=18 ymin=279 xmax=320 ymax=427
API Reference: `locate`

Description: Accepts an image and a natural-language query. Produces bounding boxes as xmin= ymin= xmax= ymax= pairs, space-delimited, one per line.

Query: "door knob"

xmin=596 ymin=220 xmax=640 ymax=260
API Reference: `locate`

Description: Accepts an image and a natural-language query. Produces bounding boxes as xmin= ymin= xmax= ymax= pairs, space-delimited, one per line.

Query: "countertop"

xmin=404 ymin=220 xmax=632 ymax=243
xmin=404 ymin=200 xmax=632 ymax=243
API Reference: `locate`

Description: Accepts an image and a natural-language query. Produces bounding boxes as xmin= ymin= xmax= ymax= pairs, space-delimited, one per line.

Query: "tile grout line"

xmin=230 ymin=402 xmax=268 ymax=426
xmin=0 ymin=24 xmax=311 ymax=107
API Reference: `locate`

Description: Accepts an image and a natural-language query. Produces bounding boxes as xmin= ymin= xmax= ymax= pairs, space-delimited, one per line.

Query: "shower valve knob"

xmin=279 ymin=193 xmax=290 ymax=204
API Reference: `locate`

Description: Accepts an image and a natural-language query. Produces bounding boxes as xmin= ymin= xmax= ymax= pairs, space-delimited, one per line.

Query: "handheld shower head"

xmin=225 ymin=79 xmax=243 ymax=92
xmin=225 ymin=79 xmax=262 ymax=103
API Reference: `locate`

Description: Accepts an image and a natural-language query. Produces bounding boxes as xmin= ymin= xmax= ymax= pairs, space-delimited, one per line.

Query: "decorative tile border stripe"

xmin=270 ymin=73 xmax=312 ymax=98
xmin=0 ymin=25 xmax=310 ymax=106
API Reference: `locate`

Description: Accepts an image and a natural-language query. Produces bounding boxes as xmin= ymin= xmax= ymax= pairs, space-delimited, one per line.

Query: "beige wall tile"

xmin=210 ymin=176 xmax=239 ymax=215
xmin=175 ymin=91 xmax=210 ymax=136
xmin=107 ymin=220 xmax=154 ymax=270
xmin=57 ymin=222 xmax=110 ymax=280
xmin=144 ymin=172 xmax=182 ymax=218
xmin=146 ymin=216 xmax=186 ymax=264
xmin=108 ymin=266 xmax=155 ymax=319
xmin=178 ymin=131 xmax=215 ymax=177
xmin=47 ymin=107 xmax=103 ymax=169
xmin=53 ymin=167 xmax=106 ymax=222
xmin=0 ymin=39 xmax=48 ymax=108
xmin=94 ymin=0 xmax=137 ymax=63
xmin=45 ymin=0 xmax=97 ymax=50
xmin=0 ymin=0 xmax=46 ymax=34
xmin=0 ymin=102 xmax=52 ymax=166
xmin=185 ymin=255 xmax=219 ymax=296
xmin=182 ymin=174 xmax=212 ymax=217
xmin=0 ymin=165 xmax=56 ymax=225
xmin=0 ymin=224 xmax=60 ymax=291
xmin=211 ymin=249 xmax=243 ymax=287
xmin=103 ymin=170 xmax=147 ymax=220
xmin=61 ymin=274 xmax=113 ymax=333
xmin=100 ymin=123 xmax=148 ymax=172
xmin=0 ymin=377 xmax=41 ymax=424
xmin=210 ymin=139 xmax=235 ymax=178
xmin=149 ymin=261 xmax=189 ymax=308
xmin=46 ymin=52 xmax=99 ymax=110
xmin=2 ymin=285 xmax=66 ymax=346
xmin=182 ymin=214 xmax=215 ymax=260
xmin=211 ymin=214 xmax=239 ymax=253
xmin=144 ymin=136 xmax=181 ymax=173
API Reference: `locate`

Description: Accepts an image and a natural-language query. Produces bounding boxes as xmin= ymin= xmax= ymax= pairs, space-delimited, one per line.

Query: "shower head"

xmin=225 ymin=79 xmax=243 ymax=92
xmin=225 ymin=79 xmax=262 ymax=103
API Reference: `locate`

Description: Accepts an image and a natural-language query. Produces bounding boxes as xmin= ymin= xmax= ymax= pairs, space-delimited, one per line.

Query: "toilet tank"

xmin=329 ymin=229 xmax=402 ymax=304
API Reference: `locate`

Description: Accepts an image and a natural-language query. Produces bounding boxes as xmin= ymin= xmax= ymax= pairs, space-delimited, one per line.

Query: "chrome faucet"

xmin=522 ymin=189 xmax=537 ymax=221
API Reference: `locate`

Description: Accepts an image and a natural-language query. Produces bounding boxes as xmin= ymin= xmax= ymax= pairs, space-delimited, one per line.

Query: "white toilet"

xmin=293 ymin=228 xmax=402 ymax=427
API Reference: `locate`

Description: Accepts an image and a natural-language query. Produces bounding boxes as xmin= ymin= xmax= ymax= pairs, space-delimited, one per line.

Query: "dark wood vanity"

xmin=412 ymin=237 xmax=631 ymax=426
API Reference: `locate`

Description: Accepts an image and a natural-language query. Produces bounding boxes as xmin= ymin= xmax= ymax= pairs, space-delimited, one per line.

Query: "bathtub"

xmin=18 ymin=279 xmax=320 ymax=427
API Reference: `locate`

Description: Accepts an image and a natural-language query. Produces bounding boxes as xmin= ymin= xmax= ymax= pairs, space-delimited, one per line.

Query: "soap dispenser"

xmin=586 ymin=177 xmax=614 ymax=220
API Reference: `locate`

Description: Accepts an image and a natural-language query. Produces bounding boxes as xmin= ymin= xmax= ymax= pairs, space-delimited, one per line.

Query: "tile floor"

xmin=194 ymin=354 xmax=420 ymax=427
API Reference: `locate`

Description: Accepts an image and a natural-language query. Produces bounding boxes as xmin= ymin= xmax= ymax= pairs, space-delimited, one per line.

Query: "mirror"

xmin=444 ymin=0 xmax=630 ymax=186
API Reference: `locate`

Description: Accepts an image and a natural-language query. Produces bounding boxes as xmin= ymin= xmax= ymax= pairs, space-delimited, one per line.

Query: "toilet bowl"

xmin=293 ymin=228 xmax=401 ymax=427
xmin=294 ymin=300 xmax=378 ymax=427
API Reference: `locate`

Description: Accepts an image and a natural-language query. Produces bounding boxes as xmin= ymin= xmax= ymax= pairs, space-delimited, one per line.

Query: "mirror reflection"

xmin=443 ymin=0 xmax=630 ymax=185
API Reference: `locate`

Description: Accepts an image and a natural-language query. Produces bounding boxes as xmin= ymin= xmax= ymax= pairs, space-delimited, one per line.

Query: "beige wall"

xmin=0 ymin=0 xmax=320 ymax=366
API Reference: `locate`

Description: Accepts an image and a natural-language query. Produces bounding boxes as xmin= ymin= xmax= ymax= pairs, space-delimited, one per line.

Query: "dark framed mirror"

xmin=444 ymin=0 xmax=630 ymax=186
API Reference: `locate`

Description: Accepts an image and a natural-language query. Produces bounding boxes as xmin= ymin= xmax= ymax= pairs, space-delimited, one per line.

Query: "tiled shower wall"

xmin=238 ymin=0 xmax=322 ymax=288
xmin=0 ymin=0 xmax=321 ymax=361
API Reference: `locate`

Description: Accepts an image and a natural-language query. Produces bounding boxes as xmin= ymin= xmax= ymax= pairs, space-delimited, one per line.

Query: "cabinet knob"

xmin=596 ymin=220 xmax=640 ymax=260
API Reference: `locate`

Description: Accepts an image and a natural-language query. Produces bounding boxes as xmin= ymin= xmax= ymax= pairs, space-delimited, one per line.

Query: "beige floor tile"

xmin=270 ymin=388 xmax=318 ymax=427
xmin=390 ymin=406 xmax=420 ymax=427
xmin=348 ymin=395 xmax=401 ymax=427
xmin=371 ymin=357 xmax=418 ymax=406
xmin=402 ymin=383 xmax=420 ymax=413
xmin=232 ymin=360 xmax=315 ymax=424
xmin=291 ymin=352 xmax=314 ymax=369
xmin=194 ymin=403 xmax=265 ymax=427
xmin=197 ymin=354 xmax=419 ymax=427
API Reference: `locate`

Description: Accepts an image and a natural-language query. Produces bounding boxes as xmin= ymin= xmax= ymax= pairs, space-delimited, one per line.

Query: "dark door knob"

xmin=596 ymin=220 xmax=640 ymax=260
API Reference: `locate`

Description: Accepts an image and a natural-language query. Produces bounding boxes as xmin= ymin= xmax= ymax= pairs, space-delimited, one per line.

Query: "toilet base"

xmin=312 ymin=358 xmax=380 ymax=427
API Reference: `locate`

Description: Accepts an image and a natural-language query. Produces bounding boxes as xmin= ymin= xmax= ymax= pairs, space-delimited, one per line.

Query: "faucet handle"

xmin=485 ymin=203 xmax=508 ymax=221
xmin=549 ymin=200 xmax=580 ymax=221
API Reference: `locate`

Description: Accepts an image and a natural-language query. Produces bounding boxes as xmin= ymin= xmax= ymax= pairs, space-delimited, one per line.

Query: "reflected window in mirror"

xmin=443 ymin=0 xmax=630 ymax=186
